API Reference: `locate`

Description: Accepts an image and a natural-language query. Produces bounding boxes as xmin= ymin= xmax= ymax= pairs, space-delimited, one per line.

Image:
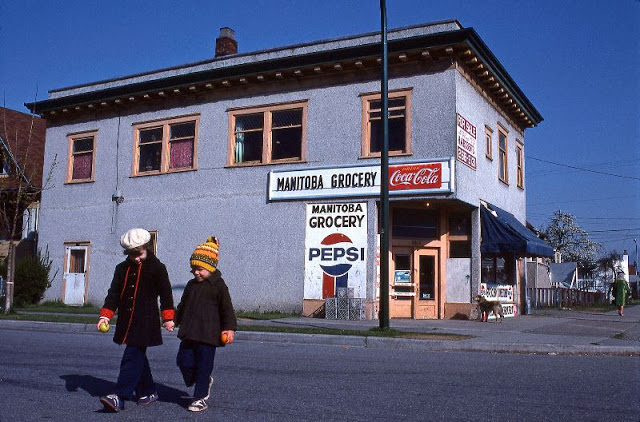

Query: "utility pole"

xmin=378 ymin=0 xmax=390 ymax=329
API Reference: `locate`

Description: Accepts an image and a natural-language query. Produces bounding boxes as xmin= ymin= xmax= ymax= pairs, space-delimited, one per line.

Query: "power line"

xmin=527 ymin=156 xmax=640 ymax=180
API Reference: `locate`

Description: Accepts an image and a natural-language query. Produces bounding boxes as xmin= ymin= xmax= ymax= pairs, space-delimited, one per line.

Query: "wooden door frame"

xmin=413 ymin=248 xmax=440 ymax=319
xmin=62 ymin=242 xmax=91 ymax=305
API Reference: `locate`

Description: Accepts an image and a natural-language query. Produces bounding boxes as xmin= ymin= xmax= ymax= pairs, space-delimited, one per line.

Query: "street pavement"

xmin=2 ymin=305 xmax=638 ymax=356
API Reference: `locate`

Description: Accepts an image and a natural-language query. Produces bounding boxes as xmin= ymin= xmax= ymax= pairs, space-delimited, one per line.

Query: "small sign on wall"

xmin=456 ymin=113 xmax=477 ymax=170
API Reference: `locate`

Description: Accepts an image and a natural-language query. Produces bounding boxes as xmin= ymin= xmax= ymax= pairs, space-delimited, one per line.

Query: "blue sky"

xmin=1 ymin=0 xmax=638 ymax=260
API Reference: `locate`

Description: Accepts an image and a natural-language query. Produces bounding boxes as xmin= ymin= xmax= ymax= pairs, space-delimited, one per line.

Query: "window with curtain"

xmin=133 ymin=115 xmax=199 ymax=176
xmin=67 ymin=131 xmax=97 ymax=183
xmin=228 ymin=101 xmax=307 ymax=166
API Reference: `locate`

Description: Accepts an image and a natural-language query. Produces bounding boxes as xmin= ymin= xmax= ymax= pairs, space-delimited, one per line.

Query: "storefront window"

xmin=392 ymin=208 xmax=437 ymax=238
xmin=482 ymin=256 xmax=514 ymax=284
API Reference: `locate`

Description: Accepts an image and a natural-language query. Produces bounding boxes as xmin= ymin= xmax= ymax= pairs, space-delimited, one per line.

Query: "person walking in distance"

xmin=613 ymin=277 xmax=631 ymax=316
xmin=175 ymin=236 xmax=237 ymax=412
xmin=97 ymin=228 xmax=175 ymax=412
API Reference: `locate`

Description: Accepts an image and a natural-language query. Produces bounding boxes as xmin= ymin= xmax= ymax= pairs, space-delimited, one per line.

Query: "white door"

xmin=63 ymin=246 xmax=87 ymax=305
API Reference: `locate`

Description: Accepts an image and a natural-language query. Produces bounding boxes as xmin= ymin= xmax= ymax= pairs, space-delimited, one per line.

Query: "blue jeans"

xmin=176 ymin=341 xmax=216 ymax=399
xmin=115 ymin=345 xmax=155 ymax=399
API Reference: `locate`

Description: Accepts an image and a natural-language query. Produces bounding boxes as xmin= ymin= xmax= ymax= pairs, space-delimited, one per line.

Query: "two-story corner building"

xmin=27 ymin=20 xmax=553 ymax=318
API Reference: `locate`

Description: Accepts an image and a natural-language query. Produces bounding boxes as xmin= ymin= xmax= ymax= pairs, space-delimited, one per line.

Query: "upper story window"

xmin=133 ymin=115 xmax=199 ymax=176
xmin=361 ymin=89 xmax=412 ymax=157
xmin=516 ymin=140 xmax=524 ymax=189
xmin=67 ymin=131 xmax=97 ymax=183
xmin=228 ymin=101 xmax=307 ymax=166
xmin=498 ymin=125 xmax=509 ymax=184
xmin=484 ymin=126 xmax=493 ymax=160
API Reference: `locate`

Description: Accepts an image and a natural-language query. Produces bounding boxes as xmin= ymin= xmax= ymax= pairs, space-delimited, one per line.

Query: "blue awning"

xmin=480 ymin=202 xmax=554 ymax=257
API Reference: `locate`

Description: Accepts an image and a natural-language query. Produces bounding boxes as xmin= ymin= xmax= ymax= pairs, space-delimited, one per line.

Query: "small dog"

xmin=476 ymin=295 xmax=504 ymax=322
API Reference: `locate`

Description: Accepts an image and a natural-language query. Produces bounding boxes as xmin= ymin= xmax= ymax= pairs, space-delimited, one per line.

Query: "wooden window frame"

xmin=132 ymin=114 xmax=199 ymax=177
xmin=497 ymin=124 xmax=509 ymax=184
xmin=484 ymin=126 xmax=493 ymax=160
xmin=360 ymin=89 xmax=412 ymax=158
xmin=147 ymin=230 xmax=158 ymax=255
xmin=66 ymin=130 xmax=97 ymax=184
xmin=516 ymin=140 xmax=524 ymax=189
xmin=227 ymin=100 xmax=308 ymax=167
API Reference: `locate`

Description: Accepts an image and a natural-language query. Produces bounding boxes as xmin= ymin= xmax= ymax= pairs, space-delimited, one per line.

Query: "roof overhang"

xmin=26 ymin=21 xmax=542 ymax=129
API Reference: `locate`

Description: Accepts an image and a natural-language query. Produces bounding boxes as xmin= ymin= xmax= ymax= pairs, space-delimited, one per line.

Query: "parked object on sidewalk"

xmin=476 ymin=295 xmax=504 ymax=322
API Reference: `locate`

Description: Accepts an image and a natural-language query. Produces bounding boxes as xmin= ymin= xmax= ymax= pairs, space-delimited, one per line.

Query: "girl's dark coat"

xmin=175 ymin=269 xmax=237 ymax=347
xmin=102 ymin=254 xmax=174 ymax=347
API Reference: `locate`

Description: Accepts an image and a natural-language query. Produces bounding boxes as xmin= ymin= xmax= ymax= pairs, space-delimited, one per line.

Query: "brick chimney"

xmin=215 ymin=27 xmax=237 ymax=57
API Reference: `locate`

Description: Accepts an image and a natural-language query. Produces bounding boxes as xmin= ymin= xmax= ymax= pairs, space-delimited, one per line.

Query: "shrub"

xmin=14 ymin=247 xmax=55 ymax=306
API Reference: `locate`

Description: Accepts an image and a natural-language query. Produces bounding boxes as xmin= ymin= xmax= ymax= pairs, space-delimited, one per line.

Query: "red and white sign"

xmin=389 ymin=163 xmax=441 ymax=191
xmin=456 ymin=113 xmax=477 ymax=170
xmin=268 ymin=159 xmax=454 ymax=201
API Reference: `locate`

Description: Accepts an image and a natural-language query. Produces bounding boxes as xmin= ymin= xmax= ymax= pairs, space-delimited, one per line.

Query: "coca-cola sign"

xmin=268 ymin=158 xmax=454 ymax=201
xmin=389 ymin=163 xmax=441 ymax=191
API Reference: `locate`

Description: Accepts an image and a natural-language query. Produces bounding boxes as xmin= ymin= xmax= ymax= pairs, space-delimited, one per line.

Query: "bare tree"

xmin=1 ymin=104 xmax=56 ymax=313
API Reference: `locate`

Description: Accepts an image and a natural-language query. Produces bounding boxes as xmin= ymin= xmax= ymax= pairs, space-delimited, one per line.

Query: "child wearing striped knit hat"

xmin=174 ymin=237 xmax=237 ymax=412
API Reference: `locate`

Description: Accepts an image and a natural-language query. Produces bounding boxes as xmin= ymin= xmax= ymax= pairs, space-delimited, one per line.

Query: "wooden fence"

xmin=527 ymin=287 xmax=607 ymax=309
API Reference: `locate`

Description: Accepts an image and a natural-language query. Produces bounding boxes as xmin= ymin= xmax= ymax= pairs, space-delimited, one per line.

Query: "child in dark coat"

xmin=175 ymin=236 xmax=237 ymax=412
xmin=97 ymin=228 xmax=175 ymax=412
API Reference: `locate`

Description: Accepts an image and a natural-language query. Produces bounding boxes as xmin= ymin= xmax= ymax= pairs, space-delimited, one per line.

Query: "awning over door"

xmin=480 ymin=201 xmax=554 ymax=257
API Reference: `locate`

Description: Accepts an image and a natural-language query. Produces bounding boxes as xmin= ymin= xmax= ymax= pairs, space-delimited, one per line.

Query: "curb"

xmin=2 ymin=319 xmax=638 ymax=357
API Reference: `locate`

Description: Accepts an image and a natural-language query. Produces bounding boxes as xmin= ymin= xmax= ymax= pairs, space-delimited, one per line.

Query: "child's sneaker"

xmin=100 ymin=394 xmax=124 ymax=412
xmin=137 ymin=392 xmax=158 ymax=406
xmin=203 ymin=376 xmax=214 ymax=400
xmin=188 ymin=398 xmax=208 ymax=412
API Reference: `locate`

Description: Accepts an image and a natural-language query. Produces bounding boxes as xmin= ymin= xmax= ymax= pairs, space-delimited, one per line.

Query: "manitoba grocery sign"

xmin=268 ymin=158 xmax=454 ymax=201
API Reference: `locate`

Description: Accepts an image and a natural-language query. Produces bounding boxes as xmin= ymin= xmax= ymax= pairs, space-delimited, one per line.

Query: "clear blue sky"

xmin=1 ymin=0 xmax=638 ymax=260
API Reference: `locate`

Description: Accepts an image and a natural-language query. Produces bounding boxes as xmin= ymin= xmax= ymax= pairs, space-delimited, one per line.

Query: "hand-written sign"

xmin=456 ymin=113 xmax=477 ymax=170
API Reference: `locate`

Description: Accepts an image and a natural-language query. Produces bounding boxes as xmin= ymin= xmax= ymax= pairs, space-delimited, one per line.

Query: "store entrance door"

xmin=414 ymin=249 xmax=438 ymax=319
xmin=390 ymin=248 xmax=439 ymax=319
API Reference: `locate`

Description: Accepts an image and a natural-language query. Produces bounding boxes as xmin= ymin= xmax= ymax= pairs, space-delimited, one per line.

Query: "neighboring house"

xmin=550 ymin=262 xmax=578 ymax=289
xmin=0 ymin=107 xmax=46 ymax=258
xmin=27 ymin=21 xmax=553 ymax=316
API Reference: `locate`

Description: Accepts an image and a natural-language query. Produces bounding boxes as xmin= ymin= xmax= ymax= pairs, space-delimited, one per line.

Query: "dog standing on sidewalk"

xmin=475 ymin=295 xmax=504 ymax=322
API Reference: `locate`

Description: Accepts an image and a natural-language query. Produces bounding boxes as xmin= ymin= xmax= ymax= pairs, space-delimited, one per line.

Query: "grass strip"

xmin=237 ymin=324 xmax=472 ymax=341
xmin=0 ymin=314 xmax=471 ymax=341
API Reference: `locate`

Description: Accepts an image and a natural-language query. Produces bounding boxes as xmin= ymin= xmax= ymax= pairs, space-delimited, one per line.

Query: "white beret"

xmin=120 ymin=228 xmax=151 ymax=250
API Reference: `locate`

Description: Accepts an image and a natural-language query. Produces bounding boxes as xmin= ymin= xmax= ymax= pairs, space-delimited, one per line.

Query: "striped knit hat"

xmin=190 ymin=236 xmax=219 ymax=272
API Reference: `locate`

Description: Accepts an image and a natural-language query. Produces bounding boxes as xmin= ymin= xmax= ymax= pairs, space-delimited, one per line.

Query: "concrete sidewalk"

xmin=2 ymin=305 xmax=638 ymax=356
xmin=235 ymin=304 xmax=640 ymax=356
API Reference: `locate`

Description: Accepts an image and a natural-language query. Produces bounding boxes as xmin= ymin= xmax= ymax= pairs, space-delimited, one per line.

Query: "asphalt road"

xmin=0 ymin=327 xmax=638 ymax=421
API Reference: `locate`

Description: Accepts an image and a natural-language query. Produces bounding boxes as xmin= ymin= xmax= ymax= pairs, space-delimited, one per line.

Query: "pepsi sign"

xmin=304 ymin=203 xmax=367 ymax=300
